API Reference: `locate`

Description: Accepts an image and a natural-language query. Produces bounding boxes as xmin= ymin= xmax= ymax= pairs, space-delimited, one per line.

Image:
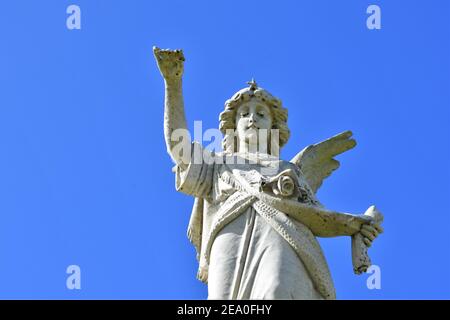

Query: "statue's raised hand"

xmin=153 ymin=46 xmax=185 ymax=81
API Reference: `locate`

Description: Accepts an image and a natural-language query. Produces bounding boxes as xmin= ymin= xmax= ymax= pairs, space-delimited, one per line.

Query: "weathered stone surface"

xmin=153 ymin=46 xmax=383 ymax=300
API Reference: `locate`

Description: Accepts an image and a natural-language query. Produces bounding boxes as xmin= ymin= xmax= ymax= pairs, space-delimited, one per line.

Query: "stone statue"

xmin=153 ymin=47 xmax=384 ymax=300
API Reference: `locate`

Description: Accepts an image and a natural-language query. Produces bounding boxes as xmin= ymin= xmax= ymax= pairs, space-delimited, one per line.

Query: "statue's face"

xmin=235 ymin=98 xmax=273 ymax=146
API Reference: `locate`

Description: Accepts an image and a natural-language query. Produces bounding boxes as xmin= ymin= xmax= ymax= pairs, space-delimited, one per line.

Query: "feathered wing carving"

xmin=290 ymin=131 xmax=356 ymax=194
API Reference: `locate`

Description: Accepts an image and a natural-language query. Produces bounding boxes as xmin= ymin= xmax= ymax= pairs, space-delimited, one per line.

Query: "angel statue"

xmin=153 ymin=47 xmax=384 ymax=300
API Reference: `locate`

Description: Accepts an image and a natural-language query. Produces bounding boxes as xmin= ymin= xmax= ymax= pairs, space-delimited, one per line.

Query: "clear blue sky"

xmin=0 ymin=0 xmax=449 ymax=299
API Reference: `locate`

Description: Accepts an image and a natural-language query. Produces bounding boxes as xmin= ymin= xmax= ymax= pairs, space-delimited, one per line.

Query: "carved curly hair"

xmin=219 ymin=84 xmax=290 ymax=154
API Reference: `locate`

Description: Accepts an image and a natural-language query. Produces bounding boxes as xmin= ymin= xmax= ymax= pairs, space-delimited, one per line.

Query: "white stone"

xmin=153 ymin=47 xmax=384 ymax=300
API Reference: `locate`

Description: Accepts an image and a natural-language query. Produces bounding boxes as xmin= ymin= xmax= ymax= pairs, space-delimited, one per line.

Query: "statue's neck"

xmin=238 ymin=140 xmax=269 ymax=155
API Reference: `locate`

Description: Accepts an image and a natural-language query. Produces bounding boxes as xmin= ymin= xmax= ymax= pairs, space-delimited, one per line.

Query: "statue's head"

xmin=219 ymin=80 xmax=290 ymax=155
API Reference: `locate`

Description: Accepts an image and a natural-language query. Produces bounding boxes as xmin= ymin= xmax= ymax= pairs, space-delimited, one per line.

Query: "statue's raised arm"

xmin=153 ymin=46 xmax=189 ymax=169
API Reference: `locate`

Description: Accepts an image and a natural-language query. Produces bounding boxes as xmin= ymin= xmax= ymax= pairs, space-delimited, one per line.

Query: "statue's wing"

xmin=290 ymin=130 xmax=356 ymax=194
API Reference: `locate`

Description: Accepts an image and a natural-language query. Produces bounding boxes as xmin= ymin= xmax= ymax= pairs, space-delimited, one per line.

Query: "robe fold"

xmin=175 ymin=142 xmax=336 ymax=300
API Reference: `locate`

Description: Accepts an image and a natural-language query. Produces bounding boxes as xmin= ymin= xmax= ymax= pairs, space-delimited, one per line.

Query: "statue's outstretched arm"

xmin=254 ymin=189 xmax=383 ymax=238
xmin=153 ymin=47 xmax=189 ymax=169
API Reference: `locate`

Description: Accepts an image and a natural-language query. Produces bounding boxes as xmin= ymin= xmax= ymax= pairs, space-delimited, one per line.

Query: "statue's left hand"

xmin=356 ymin=207 xmax=384 ymax=247
xmin=360 ymin=223 xmax=383 ymax=247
